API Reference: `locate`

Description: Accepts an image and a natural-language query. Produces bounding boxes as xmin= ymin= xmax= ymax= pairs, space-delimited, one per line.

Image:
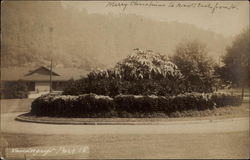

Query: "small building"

xmin=1 ymin=66 xmax=87 ymax=98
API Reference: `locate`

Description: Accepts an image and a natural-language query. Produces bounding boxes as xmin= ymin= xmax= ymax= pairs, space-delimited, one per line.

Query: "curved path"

xmin=1 ymin=112 xmax=249 ymax=135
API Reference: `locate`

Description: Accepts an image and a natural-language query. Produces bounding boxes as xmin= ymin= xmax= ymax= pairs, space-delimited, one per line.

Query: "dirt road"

xmin=1 ymin=112 xmax=249 ymax=135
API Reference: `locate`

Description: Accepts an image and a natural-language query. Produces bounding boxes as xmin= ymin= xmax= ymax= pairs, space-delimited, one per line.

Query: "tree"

xmin=3 ymin=80 xmax=28 ymax=99
xmin=64 ymin=49 xmax=185 ymax=96
xmin=88 ymin=49 xmax=183 ymax=81
xmin=219 ymin=29 xmax=249 ymax=97
xmin=172 ymin=40 xmax=215 ymax=93
xmin=116 ymin=49 xmax=183 ymax=81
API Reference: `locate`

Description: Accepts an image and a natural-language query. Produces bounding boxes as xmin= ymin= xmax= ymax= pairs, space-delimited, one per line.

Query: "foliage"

xmin=62 ymin=79 xmax=89 ymax=95
xmin=218 ymin=29 xmax=250 ymax=87
xmin=30 ymin=92 xmax=242 ymax=118
xmin=116 ymin=49 xmax=183 ymax=81
xmin=211 ymin=92 xmax=242 ymax=107
xmin=88 ymin=49 xmax=183 ymax=81
xmin=213 ymin=64 xmax=231 ymax=90
xmin=31 ymin=93 xmax=115 ymax=117
xmin=2 ymin=81 xmax=28 ymax=99
xmin=172 ymin=40 xmax=216 ymax=93
xmin=63 ymin=49 xmax=184 ymax=96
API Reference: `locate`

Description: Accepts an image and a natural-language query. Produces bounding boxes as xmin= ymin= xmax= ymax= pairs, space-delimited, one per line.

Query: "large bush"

xmin=172 ymin=40 xmax=216 ymax=93
xmin=219 ymin=29 xmax=249 ymax=88
xmin=211 ymin=92 xmax=242 ymax=107
xmin=30 ymin=92 xmax=242 ymax=118
xmin=31 ymin=93 xmax=115 ymax=117
xmin=2 ymin=81 xmax=28 ymax=99
xmin=63 ymin=49 xmax=184 ymax=96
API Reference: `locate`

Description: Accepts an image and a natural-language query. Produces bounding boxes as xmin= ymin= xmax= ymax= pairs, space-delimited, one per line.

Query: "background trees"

xmin=218 ymin=29 xmax=249 ymax=88
xmin=172 ymin=40 xmax=215 ymax=93
xmin=214 ymin=29 xmax=249 ymax=98
xmin=2 ymin=81 xmax=28 ymax=99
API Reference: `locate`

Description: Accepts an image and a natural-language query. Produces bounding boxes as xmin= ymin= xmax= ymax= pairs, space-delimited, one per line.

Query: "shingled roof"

xmin=1 ymin=66 xmax=88 ymax=81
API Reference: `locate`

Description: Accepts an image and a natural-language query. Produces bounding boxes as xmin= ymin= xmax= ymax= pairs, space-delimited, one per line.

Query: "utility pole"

xmin=49 ymin=26 xmax=53 ymax=93
xmin=240 ymin=55 xmax=244 ymax=100
xmin=50 ymin=59 xmax=53 ymax=93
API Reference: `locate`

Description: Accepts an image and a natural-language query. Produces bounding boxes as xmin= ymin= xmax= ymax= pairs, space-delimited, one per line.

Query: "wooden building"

xmin=1 ymin=66 xmax=87 ymax=98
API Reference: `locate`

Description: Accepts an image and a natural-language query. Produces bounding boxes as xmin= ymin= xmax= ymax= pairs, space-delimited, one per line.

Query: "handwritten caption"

xmin=9 ymin=145 xmax=89 ymax=157
xmin=105 ymin=1 xmax=239 ymax=14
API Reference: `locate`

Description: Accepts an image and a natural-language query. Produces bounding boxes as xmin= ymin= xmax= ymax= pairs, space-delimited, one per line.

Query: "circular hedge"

xmin=30 ymin=92 xmax=242 ymax=118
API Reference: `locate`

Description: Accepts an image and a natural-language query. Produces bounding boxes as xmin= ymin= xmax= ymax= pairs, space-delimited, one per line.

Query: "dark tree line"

xmin=215 ymin=29 xmax=249 ymax=97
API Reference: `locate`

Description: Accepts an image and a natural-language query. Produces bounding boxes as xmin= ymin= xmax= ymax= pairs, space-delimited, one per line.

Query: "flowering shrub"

xmin=30 ymin=92 xmax=242 ymax=117
xmin=114 ymin=49 xmax=183 ymax=81
xmin=63 ymin=49 xmax=185 ymax=96
xmin=87 ymin=49 xmax=183 ymax=81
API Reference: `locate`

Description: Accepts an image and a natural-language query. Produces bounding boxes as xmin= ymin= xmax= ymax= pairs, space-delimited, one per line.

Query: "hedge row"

xmin=30 ymin=93 xmax=242 ymax=117
xmin=31 ymin=94 xmax=114 ymax=117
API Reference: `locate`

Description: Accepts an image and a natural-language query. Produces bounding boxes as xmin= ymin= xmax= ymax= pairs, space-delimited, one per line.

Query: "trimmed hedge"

xmin=31 ymin=94 xmax=115 ymax=117
xmin=30 ymin=92 xmax=242 ymax=117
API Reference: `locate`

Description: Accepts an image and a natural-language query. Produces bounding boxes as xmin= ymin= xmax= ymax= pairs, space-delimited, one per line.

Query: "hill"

xmin=1 ymin=1 xmax=232 ymax=69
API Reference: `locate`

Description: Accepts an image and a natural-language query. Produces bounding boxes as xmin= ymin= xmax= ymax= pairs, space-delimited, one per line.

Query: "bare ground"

xmin=1 ymin=131 xmax=249 ymax=159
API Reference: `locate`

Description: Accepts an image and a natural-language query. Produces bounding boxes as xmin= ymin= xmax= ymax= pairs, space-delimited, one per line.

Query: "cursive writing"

xmin=105 ymin=1 xmax=239 ymax=14
xmin=106 ymin=1 xmax=166 ymax=11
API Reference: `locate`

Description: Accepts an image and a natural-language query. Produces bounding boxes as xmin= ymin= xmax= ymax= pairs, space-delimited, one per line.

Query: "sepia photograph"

xmin=1 ymin=0 xmax=249 ymax=159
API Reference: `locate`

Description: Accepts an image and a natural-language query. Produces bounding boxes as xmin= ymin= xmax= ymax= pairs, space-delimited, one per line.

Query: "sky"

xmin=62 ymin=1 xmax=249 ymax=37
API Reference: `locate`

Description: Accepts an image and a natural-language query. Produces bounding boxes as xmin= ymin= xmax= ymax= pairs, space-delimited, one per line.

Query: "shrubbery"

xmin=31 ymin=93 xmax=114 ymax=117
xmin=2 ymin=81 xmax=28 ymax=99
xmin=63 ymin=49 xmax=185 ymax=97
xmin=30 ymin=92 xmax=242 ymax=118
xmin=63 ymin=78 xmax=186 ymax=97
xmin=211 ymin=92 xmax=242 ymax=107
xmin=172 ymin=40 xmax=216 ymax=93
